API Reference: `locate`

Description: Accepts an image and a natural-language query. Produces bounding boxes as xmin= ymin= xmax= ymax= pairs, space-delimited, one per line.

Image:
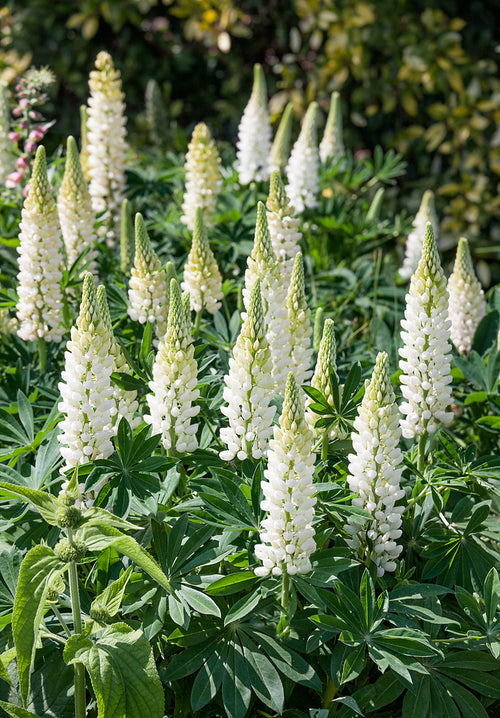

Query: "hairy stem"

xmin=67 ymin=530 xmax=86 ymax=718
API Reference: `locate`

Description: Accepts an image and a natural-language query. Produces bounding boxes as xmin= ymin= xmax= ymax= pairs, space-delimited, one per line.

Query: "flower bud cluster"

xmin=287 ymin=253 xmax=313 ymax=387
xmin=181 ymin=122 xmax=222 ymax=231
xmin=236 ymin=64 xmax=272 ymax=184
xmin=399 ymin=190 xmax=439 ymax=280
xmin=286 ymin=102 xmax=320 ymax=213
xmin=305 ymin=318 xmax=338 ymax=439
xmin=181 ymin=208 xmax=223 ymax=314
xmin=266 ymin=171 xmax=302 ymax=286
xmin=447 ymin=237 xmax=486 ymax=355
xmin=269 ymin=103 xmax=293 ymax=174
xmin=319 ymin=91 xmax=346 ymax=167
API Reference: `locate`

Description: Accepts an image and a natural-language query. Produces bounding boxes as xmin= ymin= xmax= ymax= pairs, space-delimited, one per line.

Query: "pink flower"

xmin=8 ymin=131 xmax=21 ymax=142
xmin=18 ymin=120 xmax=28 ymax=130
xmin=26 ymin=140 xmax=37 ymax=153
xmin=6 ymin=171 xmax=24 ymax=188
xmin=29 ymin=129 xmax=44 ymax=141
xmin=16 ymin=156 xmax=28 ymax=171
xmin=12 ymin=107 xmax=22 ymax=117
xmin=18 ymin=98 xmax=28 ymax=109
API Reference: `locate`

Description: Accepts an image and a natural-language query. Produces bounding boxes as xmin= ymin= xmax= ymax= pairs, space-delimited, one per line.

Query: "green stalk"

xmin=52 ymin=604 xmax=71 ymax=638
xmin=322 ymin=677 xmax=337 ymax=711
xmin=321 ymin=433 xmax=329 ymax=461
xmin=277 ymin=569 xmax=290 ymax=638
xmin=417 ymin=431 xmax=428 ymax=476
xmin=193 ymin=309 xmax=202 ymax=338
xmin=37 ymin=337 xmax=46 ymax=374
xmin=67 ymin=530 xmax=86 ymax=718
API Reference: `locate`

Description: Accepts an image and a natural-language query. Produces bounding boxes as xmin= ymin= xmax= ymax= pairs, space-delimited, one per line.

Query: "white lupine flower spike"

xmin=319 ymin=91 xmax=346 ymax=167
xmin=181 ymin=122 xmax=222 ymax=231
xmin=344 ymin=352 xmax=405 ymax=577
xmin=16 ymin=145 xmax=65 ymax=345
xmin=181 ymin=207 xmax=223 ymax=322
xmin=58 ymin=273 xmax=116 ymax=506
xmin=400 ymin=190 xmax=439 ymax=280
xmin=448 ymin=237 xmax=486 ymax=355
xmin=145 ymin=279 xmax=200 ymax=455
xmin=305 ymin=318 xmax=338 ymax=443
xmin=266 ymin=171 xmax=302 ymax=285
xmin=286 ymin=102 xmax=320 ymax=213
xmin=87 ymin=51 xmax=127 ymax=245
xmin=287 ymin=253 xmax=313 ymax=387
xmin=220 ymin=280 xmax=276 ymax=461
xmin=57 ymin=136 xmax=97 ymax=272
xmin=255 ymin=372 xmax=317 ymax=577
xmin=269 ymin=102 xmax=293 ymax=175
xmin=236 ymin=63 xmax=272 ymax=184
xmin=399 ymin=223 xmax=454 ymax=445
xmin=128 ymin=213 xmax=168 ymax=340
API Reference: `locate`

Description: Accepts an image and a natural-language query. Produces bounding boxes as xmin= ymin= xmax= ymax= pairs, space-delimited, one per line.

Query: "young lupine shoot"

xmin=97 ymin=284 xmax=140 ymax=430
xmin=165 ymin=260 xmax=177 ymax=317
xmin=313 ymin=306 xmax=324 ymax=355
xmin=145 ymin=279 xmax=200 ymax=455
xmin=181 ymin=207 xmax=223 ymax=324
xmin=344 ymin=352 xmax=405 ymax=577
xmin=181 ymin=122 xmax=222 ymax=231
xmin=145 ymin=78 xmax=168 ymax=149
xmin=220 ymin=280 xmax=275 ymax=461
xmin=255 ymin=372 xmax=316 ymax=577
xmin=128 ymin=213 xmax=168 ymax=340
xmin=58 ymin=273 xmax=116 ymax=506
xmin=57 ymin=136 xmax=97 ymax=271
xmin=266 ymin=170 xmax=302 ymax=285
xmin=286 ymin=101 xmax=320 ymax=213
xmin=87 ymin=51 xmax=127 ymax=245
xmin=319 ymin=91 xmax=346 ymax=167
xmin=448 ymin=237 xmax=486 ymax=355
xmin=236 ymin=63 xmax=272 ymax=184
xmin=399 ymin=223 xmax=453 ymax=464
xmin=120 ymin=198 xmax=135 ymax=274
xmin=79 ymin=104 xmax=90 ymax=182
xmin=400 ymin=190 xmax=439 ymax=280
xmin=0 ymin=82 xmax=12 ymax=184
xmin=16 ymin=145 xmax=65 ymax=354
xmin=269 ymin=102 xmax=294 ymax=174
xmin=305 ymin=318 xmax=338 ymax=450
xmin=287 ymin=252 xmax=313 ymax=387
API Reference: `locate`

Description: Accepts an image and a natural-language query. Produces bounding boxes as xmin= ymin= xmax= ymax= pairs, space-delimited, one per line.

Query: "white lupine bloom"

xmin=286 ymin=102 xmax=320 ymax=213
xmin=97 ymin=284 xmax=140 ymax=430
xmin=16 ymin=146 xmax=65 ymax=342
xmin=266 ymin=171 xmax=302 ymax=286
xmin=344 ymin=352 xmax=405 ymax=577
xmin=448 ymin=237 xmax=486 ymax=355
xmin=319 ymin=91 xmax=346 ymax=167
xmin=287 ymin=253 xmax=313 ymax=387
xmin=268 ymin=102 xmax=293 ymax=175
xmin=128 ymin=213 xmax=168 ymax=339
xmin=58 ymin=274 xmax=116 ymax=496
xmin=181 ymin=207 xmax=223 ymax=315
xmin=220 ymin=280 xmax=276 ymax=461
xmin=0 ymin=83 xmax=12 ymax=184
xmin=57 ymin=136 xmax=97 ymax=270
xmin=255 ymin=372 xmax=316 ymax=577
xmin=305 ymin=318 xmax=338 ymax=439
xmin=236 ymin=64 xmax=272 ymax=184
xmin=0 ymin=306 xmax=17 ymax=335
xmin=399 ymin=223 xmax=454 ymax=438
xmin=243 ymin=202 xmax=291 ymax=390
xmin=181 ymin=122 xmax=222 ymax=231
xmin=400 ymin=190 xmax=438 ymax=280
xmin=87 ymin=51 xmax=127 ymax=244
xmin=145 ymin=279 xmax=200 ymax=454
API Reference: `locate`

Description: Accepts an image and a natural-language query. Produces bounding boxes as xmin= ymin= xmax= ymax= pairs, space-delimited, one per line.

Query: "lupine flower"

xmin=344 ymin=352 xmax=405 ymax=577
xmin=236 ymin=64 xmax=272 ymax=184
xmin=79 ymin=105 xmax=90 ymax=182
xmin=181 ymin=207 xmax=223 ymax=314
xmin=145 ymin=79 xmax=168 ymax=149
xmin=287 ymin=253 xmax=313 ymax=387
xmin=120 ymin=198 xmax=134 ymax=274
xmin=57 ymin=136 xmax=97 ymax=270
xmin=305 ymin=318 xmax=338 ymax=438
xmin=96 ymin=284 xmax=140 ymax=430
xmin=58 ymin=274 xmax=116 ymax=500
xmin=87 ymin=51 xmax=127 ymax=244
xmin=319 ymin=91 xmax=346 ymax=167
xmin=181 ymin=122 xmax=222 ymax=231
xmin=0 ymin=83 xmax=12 ymax=185
xmin=145 ymin=279 xmax=200 ymax=454
xmin=220 ymin=280 xmax=276 ymax=461
xmin=399 ymin=190 xmax=439 ymax=280
xmin=128 ymin=213 xmax=168 ymax=339
xmin=266 ymin=170 xmax=302 ymax=285
xmin=286 ymin=102 xmax=320 ymax=213
xmin=269 ymin=102 xmax=293 ymax=174
xmin=448 ymin=237 xmax=486 ymax=355
xmin=16 ymin=146 xmax=64 ymax=342
xmin=254 ymin=372 xmax=316 ymax=577
xmin=399 ymin=223 xmax=454 ymax=438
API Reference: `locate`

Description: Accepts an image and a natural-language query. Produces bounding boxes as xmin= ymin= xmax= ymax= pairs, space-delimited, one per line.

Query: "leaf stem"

xmin=321 ymin=433 xmax=329 ymax=461
xmin=37 ymin=337 xmax=46 ymax=374
xmin=52 ymin=604 xmax=72 ymax=638
xmin=67 ymin=530 xmax=86 ymax=718
xmin=193 ymin=309 xmax=202 ymax=338
xmin=322 ymin=677 xmax=337 ymax=711
xmin=417 ymin=431 xmax=428 ymax=475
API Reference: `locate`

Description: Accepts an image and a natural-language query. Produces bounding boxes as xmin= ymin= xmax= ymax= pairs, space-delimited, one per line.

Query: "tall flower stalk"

xmin=236 ymin=64 xmax=272 ymax=184
xmin=319 ymin=91 xmax=346 ymax=167
xmin=181 ymin=122 xmax=222 ymax=231
xmin=269 ymin=102 xmax=293 ymax=175
xmin=447 ymin=237 xmax=486 ymax=355
xmin=120 ymin=197 xmax=134 ymax=274
xmin=286 ymin=102 xmax=320 ymax=213
xmin=287 ymin=253 xmax=313 ymax=387
xmin=399 ymin=190 xmax=438 ymax=280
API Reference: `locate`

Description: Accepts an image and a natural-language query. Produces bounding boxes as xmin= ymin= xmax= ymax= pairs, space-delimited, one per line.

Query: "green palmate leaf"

xmin=164 ymin=635 xmax=220 ymax=681
xmin=0 ymin=483 xmax=59 ymax=525
xmin=205 ymin=572 xmax=258 ymax=596
xmin=224 ymin=590 xmax=261 ymax=627
xmin=190 ymin=645 xmax=227 ymax=711
xmin=64 ymin=623 xmax=164 ymax=718
xmin=239 ymin=633 xmax=284 ymax=714
xmin=16 ymin=391 xmax=34 ymax=442
xmin=0 ymin=655 xmax=11 ymax=684
xmin=179 ymin=585 xmax=221 ymax=617
xmin=90 ymin=566 xmax=133 ymax=620
xmin=0 ymin=701 xmax=41 ymax=718
xmin=484 ymin=567 xmax=500 ymax=625
xmin=254 ymin=632 xmax=321 ymax=691
xmin=12 ymin=546 xmax=68 ymax=706
xmin=471 ymin=310 xmax=499 ymax=355
xmin=79 ymin=507 xmax=138 ymax=532
xmin=222 ymin=641 xmax=251 ymax=718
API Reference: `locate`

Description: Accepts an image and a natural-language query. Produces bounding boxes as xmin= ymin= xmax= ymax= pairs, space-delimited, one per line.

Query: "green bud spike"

xmin=317 ymin=318 xmax=337 ymax=379
xmin=245 ymin=279 xmax=265 ymax=340
xmin=250 ymin=63 xmax=267 ymax=108
xmin=320 ymin=91 xmax=344 ymax=163
xmin=30 ymin=145 xmax=52 ymax=202
xmin=134 ymin=213 xmax=160 ymax=272
xmin=300 ymin=102 xmax=319 ymax=147
xmin=181 ymin=289 xmax=191 ymax=325
xmin=193 ymin=207 xmax=209 ymax=258
xmin=79 ymin=105 xmax=90 ymax=181
xmin=145 ymin=78 xmax=168 ymax=148
xmin=269 ymin=102 xmax=293 ymax=172
xmin=366 ymin=187 xmax=385 ymax=223
xmin=165 ymin=260 xmax=177 ymax=316
xmin=78 ymin=272 xmax=102 ymax=332
xmin=287 ymin=252 xmax=306 ymax=312
xmin=313 ymin=307 xmax=324 ymax=354
xmin=120 ymin=199 xmax=134 ymax=273
xmin=267 ymin=171 xmax=292 ymax=214
xmin=96 ymin=284 xmax=112 ymax=331
xmin=166 ymin=278 xmax=190 ymax=346
xmin=454 ymin=237 xmax=475 ymax=279
xmin=420 ymin=222 xmax=442 ymax=277
xmin=282 ymin=371 xmax=305 ymax=430
xmin=368 ymin=351 xmax=394 ymax=403
xmin=253 ymin=201 xmax=276 ymax=266
xmin=61 ymin=136 xmax=87 ymax=194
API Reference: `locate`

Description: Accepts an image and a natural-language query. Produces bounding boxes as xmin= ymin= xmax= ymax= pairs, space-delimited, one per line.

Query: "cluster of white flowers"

xmin=399 ymin=223 xmax=454 ymax=438
xmin=268 ymin=103 xmax=293 ymax=175
xmin=305 ymin=318 xmax=338 ymax=439
xmin=236 ymin=64 xmax=272 ymax=184
xmin=266 ymin=171 xmax=302 ymax=285
xmin=57 ymin=135 xmax=97 ymax=270
xmin=220 ymin=280 xmax=276 ymax=461
xmin=399 ymin=190 xmax=438 ymax=280
xmin=255 ymin=372 xmax=316 ymax=577
xmin=448 ymin=237 xmax=486 ymax=355
xmin=0 ymin=83 xmax=11 ymax=185
xmin=145 ymin=279 xmax=200 ymax=454
xmin=344 ymin=352 xmax=405 ymax=577
xmin=319 ymin=91 xmax=346 ymax=167
xmin=181 ymin=207 xmax=223 ymax=315
xmin=128 ymin=213 xmax=168 ymax=339
xmin=16 ymin=146 xmax=65 ymax=342
xmin=286 ymin=102 xmax=320 ymax=213
xmin=86 ymin=51 xmax=127 ymax=244
xmin=181 ymin=122 xmax=222 ymax=231
xmin=287 ymin=253 xmax=313 ymax=387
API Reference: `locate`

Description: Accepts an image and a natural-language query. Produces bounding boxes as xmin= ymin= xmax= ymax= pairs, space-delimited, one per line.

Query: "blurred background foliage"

xmin=0 ymin=0 xmax=499 ymax=252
